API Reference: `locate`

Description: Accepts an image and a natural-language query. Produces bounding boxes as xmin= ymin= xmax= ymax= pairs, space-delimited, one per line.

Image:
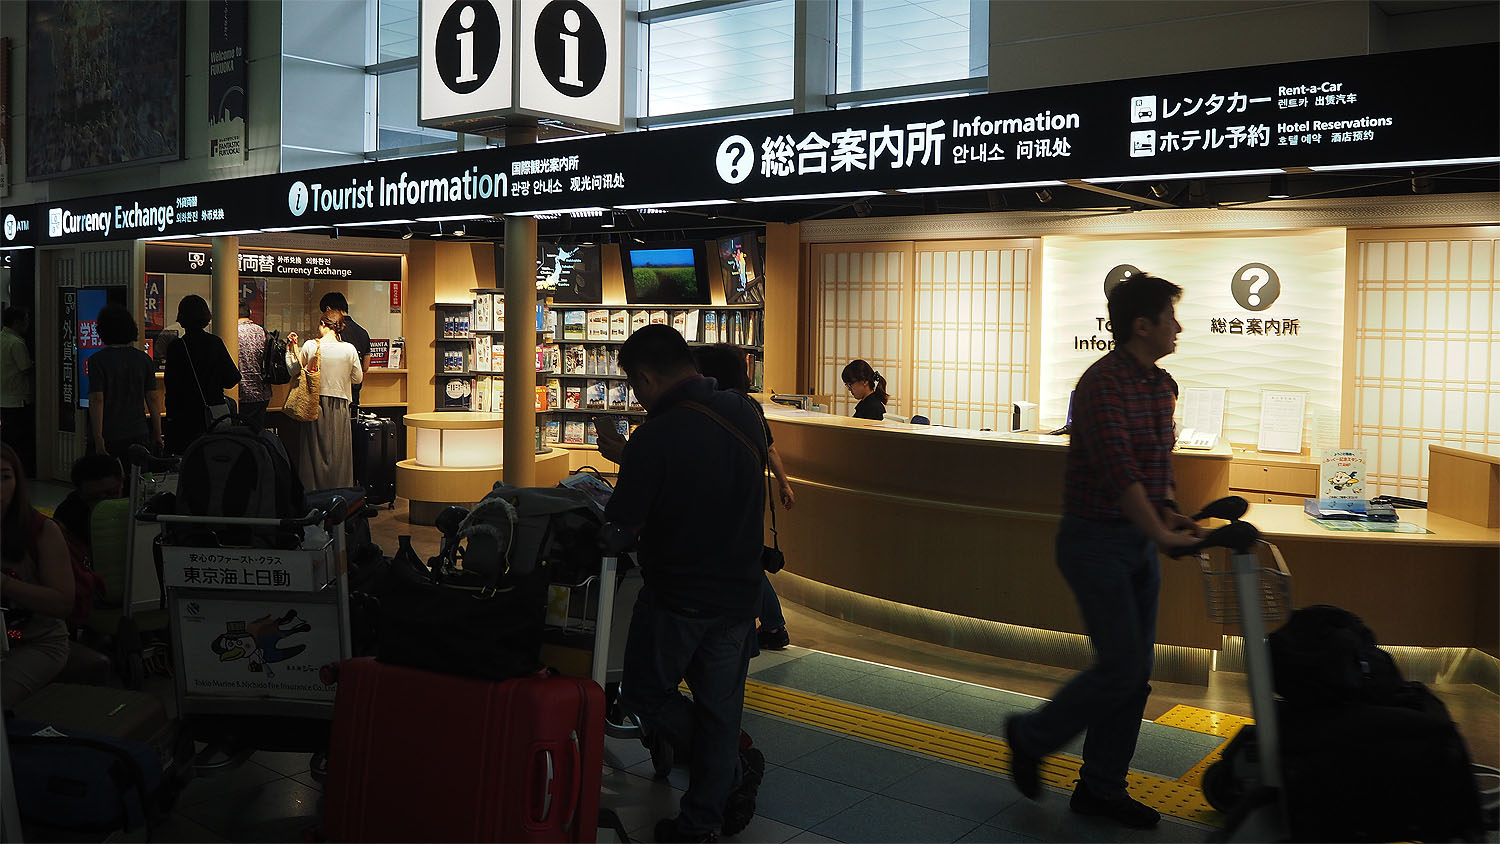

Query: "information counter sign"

xmin=8 ymin=43 xmax=1497 ymax=246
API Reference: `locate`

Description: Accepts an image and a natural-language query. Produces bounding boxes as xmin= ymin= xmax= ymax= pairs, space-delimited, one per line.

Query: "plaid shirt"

xmin=236 ymin=321 xmax=270 ymax=402
xmin=1063 ymin=349 xmax=1178 ymax=521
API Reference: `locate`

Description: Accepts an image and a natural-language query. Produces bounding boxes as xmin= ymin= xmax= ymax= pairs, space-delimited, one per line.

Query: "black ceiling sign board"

xmin=7 ymin=43 xmax=1496 ymax=247
xmin=145 ymin=243 xmax=403 ymax=280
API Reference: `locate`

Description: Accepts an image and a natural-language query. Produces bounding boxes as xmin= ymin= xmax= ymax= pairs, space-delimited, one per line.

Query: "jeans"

xmin=1012 ymin=515 xmax=1161 ymax=799
xmin=759 ymin=573 xmax=785 ymax=629
xmin=239 ymin=400 xmax=269 ymax=431
xmin=621 ymin=586 xmax=755 ymax=834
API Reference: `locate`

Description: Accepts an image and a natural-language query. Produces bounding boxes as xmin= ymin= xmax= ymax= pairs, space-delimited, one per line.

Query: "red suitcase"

xmin=322 ymin=657 xmax=605 ymax=843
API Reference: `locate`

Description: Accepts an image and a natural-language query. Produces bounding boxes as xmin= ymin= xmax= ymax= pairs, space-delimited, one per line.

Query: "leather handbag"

xmin=282 ymin=341 xmax=321 ymax=422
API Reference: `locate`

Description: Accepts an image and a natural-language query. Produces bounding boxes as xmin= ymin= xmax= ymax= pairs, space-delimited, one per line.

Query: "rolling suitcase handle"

xmin=563 ymin=730 xmax=583 ymax=832
xmin=531 ymin=747 xmax=555 ymax=823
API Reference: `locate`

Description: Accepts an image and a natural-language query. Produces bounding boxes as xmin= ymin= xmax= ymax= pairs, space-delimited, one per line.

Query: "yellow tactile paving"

xmin=1154 ymin=703 xmax=1255 ymax=738
xmin=741 ymin=678 xmax=1229 ymax=827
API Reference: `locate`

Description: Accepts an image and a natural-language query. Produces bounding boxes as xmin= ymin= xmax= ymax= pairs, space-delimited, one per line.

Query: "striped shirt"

xmin=1063 ymin=349 xmax=1178 ymax=521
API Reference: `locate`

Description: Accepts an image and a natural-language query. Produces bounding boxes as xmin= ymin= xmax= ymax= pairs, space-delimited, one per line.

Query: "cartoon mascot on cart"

xmin=210 ymin=610 xmax=312 ymax=679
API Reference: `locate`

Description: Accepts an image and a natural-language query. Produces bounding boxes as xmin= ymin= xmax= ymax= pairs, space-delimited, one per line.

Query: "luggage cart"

xmin=103 ymin=446 xmax=182 ymax=688
xmin=136 ymin=492 xmax=357 ymax=771
xmin=1173 ymin=497 xmax=1292 ymax=842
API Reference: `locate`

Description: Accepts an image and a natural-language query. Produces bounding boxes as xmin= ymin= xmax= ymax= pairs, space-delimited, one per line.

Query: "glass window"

xmin=377 ymin=67 xmax=457 ymax=151
xmin=647 ymin=0 xmax=795 ymax=116
xmin=378 ymin=0 xmax=419 ymax=62
xmin=836 ymin=0 xmax=982 ymax=93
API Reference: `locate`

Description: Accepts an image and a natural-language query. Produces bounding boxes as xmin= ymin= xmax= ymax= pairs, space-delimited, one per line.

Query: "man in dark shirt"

xmin=52 ymin=455 xmax=124 ymax=551
xmin=320 ymin=292 xmax=370 ymax=407
xmin=1005 ymin=273 xmax=1199 ymax=829
xmin=601 ymin=325 xmax=766 ymax=843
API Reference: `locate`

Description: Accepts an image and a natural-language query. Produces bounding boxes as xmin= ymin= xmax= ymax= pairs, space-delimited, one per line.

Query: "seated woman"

xmin=0 ymin=443 xmax=75 ymax=707
xmin=841 ymin=359 xmax=891 ymax=420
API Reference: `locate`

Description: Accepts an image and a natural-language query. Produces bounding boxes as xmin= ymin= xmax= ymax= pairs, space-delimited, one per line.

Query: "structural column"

xmin=503 ymin=124 xmax=539 ymax=486
xmin=211 ymin=237 xmax=239 ymax=354
xmin=211 ymin=237 xmax=240 ymax=402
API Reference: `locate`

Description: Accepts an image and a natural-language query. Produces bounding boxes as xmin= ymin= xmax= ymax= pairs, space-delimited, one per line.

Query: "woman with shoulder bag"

xmin=285 ymin=318 xmax=363 ymax=490
xmin=163 ymin=295 xmax=240 ymax=454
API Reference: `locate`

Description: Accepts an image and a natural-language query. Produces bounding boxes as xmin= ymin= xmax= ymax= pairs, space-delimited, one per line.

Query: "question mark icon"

xmin=1246 ymin=269 xmax=1268 ymax=305
xmin=1231 ymin=262 xmax=1281 ymax=311
xmin=716 ymin=135 xmax=754 ymax=184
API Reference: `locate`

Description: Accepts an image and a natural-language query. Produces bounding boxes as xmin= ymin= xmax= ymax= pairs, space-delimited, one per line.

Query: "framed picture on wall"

xmin=26 ymin=0 xmax=184 ymax=178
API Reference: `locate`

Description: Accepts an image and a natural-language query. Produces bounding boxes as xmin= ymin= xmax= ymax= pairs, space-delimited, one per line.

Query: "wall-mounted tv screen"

xmin=716 ymin=231 xmax=765 ymax=305
xmin=537 ymin=242 xmax=602 ymax=303
xmin=621 ymin=243 xmax=711 ymax=305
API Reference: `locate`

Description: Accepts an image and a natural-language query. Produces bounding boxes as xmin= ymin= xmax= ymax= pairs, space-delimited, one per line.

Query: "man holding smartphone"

xmin=601 ymin=325 xmax=766 ymax=842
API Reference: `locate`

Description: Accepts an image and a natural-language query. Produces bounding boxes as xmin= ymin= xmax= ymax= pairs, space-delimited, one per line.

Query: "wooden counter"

xmin=763 ymin=407 xmax=1234 ymax=680
xmin=765 ymin=407 xmax=1500 ymax=677
xmin=1245 ymin=503 xmax=1499 ymax=653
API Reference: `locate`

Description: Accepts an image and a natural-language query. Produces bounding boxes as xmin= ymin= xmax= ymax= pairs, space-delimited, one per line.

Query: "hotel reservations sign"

xmin=7 ymin=42 xmax=1495 ymax=246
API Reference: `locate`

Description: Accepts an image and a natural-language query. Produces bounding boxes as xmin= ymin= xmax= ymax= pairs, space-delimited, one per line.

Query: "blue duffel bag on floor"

xmin=6 ymin=718 xmax=165 ymax=835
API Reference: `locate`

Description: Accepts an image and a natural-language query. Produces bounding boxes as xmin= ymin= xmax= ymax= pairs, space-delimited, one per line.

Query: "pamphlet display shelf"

xmin=541 ymin=300 xmax=765 ymax=450
xmin=434 ymin=302 xmax=478 ymax=413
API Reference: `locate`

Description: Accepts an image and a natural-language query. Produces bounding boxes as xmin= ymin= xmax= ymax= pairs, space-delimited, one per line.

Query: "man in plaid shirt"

xmin=1005 ymin=273 xmax=1201 ymax=829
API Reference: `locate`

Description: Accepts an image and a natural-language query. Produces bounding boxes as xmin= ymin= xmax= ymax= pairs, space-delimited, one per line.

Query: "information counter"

xmin=763 ymin=406 xmax=1499 ymax=684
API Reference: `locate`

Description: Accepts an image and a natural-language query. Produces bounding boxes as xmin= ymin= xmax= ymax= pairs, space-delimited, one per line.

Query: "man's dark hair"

xmin=70 ymin=453 xmax=123 ymax=487
xmin=694 ymin=343 xmax=750 ymax=393
xmin=96 ymin=303 xmax=139 ymax=344
xmin=1 ymin=306 xmax=25 ymax=328
xmin=618 ymin=323 xmax=693 ymax=378
xmin=1107 ymin=273 xmax=1182 ymax=347
xmin=176 ymin=295 xmax=212 ymax=330
xmin=319 ymin=292 xmax=349 ymax=313
xmin=239 ymin=301 xmax=253 ymax=319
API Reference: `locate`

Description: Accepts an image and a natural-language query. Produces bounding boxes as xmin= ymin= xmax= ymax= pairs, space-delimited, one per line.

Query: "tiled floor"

xmin=21 ymin=489 xmax=1497 ymax=843
xmin=97 ymin=643 xmax=1223 ymax=843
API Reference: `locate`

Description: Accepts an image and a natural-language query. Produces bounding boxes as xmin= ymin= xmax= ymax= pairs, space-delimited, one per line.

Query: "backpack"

xmin=30 ymin=513 xmax=105 ymax=628
xmin=174 ymin=425 xmax=305 ymax=548
xmin=264 ymin=329 xmax=291 ymax=386
xmin=1268 ymin=604 xmax=1404 ymax=707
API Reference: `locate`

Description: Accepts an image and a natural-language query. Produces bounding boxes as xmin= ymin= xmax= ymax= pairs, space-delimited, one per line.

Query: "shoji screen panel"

xmin=809 ymin=244 xmax=912 ymax=418
xmin=1350 ymin=230 xmax=1500 ymax=499
xmin=911 ymin=243 xmax=1034 ymax=430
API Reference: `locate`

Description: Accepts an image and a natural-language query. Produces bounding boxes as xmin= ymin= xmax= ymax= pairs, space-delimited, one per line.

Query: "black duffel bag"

xmin=375 ymin=494 xmax=547 ymax=681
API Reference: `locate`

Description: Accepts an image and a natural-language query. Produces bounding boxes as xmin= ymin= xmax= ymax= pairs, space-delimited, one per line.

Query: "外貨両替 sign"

xmin=145 ymin=243 xmax=403 ymax=281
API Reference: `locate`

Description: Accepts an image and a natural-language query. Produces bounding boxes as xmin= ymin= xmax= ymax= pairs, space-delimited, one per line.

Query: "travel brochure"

xmin=553 ymin=308 xmax=763 ymax=347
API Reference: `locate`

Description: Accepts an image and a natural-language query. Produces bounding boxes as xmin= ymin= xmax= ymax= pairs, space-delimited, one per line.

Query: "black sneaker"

xmin=721 ymin=747 xmax=765 ymax=837
xmin=756 ymin=626 xmax=790 ymax=651
xmin=721 ymin=789 xmax=756 ymax=838
xmin=739 ymin=747 xmax=765 ymax=790
xmin=1068 ymin=782 xmax=1160 ymax=829
xmin=1005 ymin=716 xmax=1040 ymax=800
xmin=646 ymin=729 xmax=675 ymax=779
xmin=655 ymin=817 xmax=718 ymax=843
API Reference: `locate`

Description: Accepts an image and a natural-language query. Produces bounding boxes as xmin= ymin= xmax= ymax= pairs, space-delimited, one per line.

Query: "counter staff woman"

xmin=841 ymin=359 xmax=889 ymax=420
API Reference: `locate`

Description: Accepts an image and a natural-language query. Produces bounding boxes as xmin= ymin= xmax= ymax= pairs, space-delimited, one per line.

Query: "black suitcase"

xmin=352 ymin=413 xmax=398 ymax=507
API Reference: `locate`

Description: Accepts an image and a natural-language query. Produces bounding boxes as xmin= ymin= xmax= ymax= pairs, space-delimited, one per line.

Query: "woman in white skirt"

xmin=285 ymin=318 xmax=363 ymax=491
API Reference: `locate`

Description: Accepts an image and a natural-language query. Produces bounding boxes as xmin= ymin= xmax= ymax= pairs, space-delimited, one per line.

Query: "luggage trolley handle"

xmin=136 ymin=498 xmax=345 ymax=531
xmin=1167 ymin=496 xmax=1288 ymax=797
xmin=126 ymin=443 xmax=179 ymax=474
